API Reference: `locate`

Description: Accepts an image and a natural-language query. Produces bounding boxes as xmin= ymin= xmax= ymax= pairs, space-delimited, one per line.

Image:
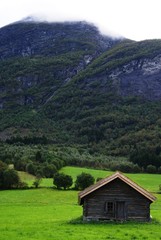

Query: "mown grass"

xmin=0 ymin=167 xmax=161 ymax=240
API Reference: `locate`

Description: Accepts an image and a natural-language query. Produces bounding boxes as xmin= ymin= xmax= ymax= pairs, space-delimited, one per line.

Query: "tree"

xmin=33 ymin=175 xmax=42 ymax=188
xmin=26 ymin=162 xmax=36 ymax=175
xmin=2 ymin=169 xmax=20 ymax=189
xmin=146 ymin=165 xmax=157 ymax=173
xmin=130 ymin=148 xmax=161 ymax=168
xmin=42 ymin=164 xmax=57 ymax=178
xmin=0 ymin=160 xmax=8 ymax=188
xmin=14 ymin=159 xmax=27 ymax=171
xmin=75 ymin=172 xmax=95 ymax=190
xmin=53 ymin=173 xmax=73 ymax=190
xmin=35 ymin=151 xmax=43 ymax=163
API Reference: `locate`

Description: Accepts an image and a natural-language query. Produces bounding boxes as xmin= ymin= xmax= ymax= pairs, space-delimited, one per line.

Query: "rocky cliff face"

xmin=65 ymin=39 xmax=161 ymax=101
xmin=109 ymin=55 xmax=161 ymax=100
xmin=82 ymin=54 xmax=161 ymax=101
xmin=0 ymin=21 xmax=122 ymax=110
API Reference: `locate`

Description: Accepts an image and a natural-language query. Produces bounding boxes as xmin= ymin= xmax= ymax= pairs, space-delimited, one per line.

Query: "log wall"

xmin=83 ymin=179 xmax=151 ymax=221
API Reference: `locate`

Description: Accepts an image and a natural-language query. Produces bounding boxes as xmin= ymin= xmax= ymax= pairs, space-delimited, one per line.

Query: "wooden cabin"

xmin=78 ymin=171 xmax=156 ymax=222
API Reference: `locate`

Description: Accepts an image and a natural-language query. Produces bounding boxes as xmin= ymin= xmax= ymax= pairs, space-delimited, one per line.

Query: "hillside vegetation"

xmin=1 ymin=21 xmax=161 ymax=165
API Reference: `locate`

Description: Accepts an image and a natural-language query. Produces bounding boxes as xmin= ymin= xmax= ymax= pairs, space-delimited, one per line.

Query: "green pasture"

xmin=0 ymin=167 xmax=161 ymax=240
xmin=18 ymin=171 xmax=36 ymax=186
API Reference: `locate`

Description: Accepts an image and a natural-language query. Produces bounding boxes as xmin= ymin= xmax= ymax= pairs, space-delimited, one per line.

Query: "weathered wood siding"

xmin=83 ymin=178 xmax=151 ymax=221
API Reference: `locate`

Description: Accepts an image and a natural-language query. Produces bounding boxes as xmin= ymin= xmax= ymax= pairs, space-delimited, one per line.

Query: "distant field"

xmin=18 ymin=171 xmax=35 ymax=186
xmin=60 ymin=166 xmax=114 ymax=182
xmin=0 ymin=167 xmax=161 ymax=240
xmin=61 ymin=166 xmax=161 ymax=193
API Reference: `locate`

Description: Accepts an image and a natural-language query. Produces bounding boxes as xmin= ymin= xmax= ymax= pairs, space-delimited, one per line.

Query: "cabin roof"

xmin=78 ymin=171 xmax=156 ymax=205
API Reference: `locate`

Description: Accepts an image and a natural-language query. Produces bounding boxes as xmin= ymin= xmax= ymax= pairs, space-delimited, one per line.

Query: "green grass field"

xmin=0 ymin=167 xmax=161 ymax=240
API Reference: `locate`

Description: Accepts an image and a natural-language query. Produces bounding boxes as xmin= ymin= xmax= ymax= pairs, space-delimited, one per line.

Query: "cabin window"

xmin=105 ymin=201 xmax=114 ymax=213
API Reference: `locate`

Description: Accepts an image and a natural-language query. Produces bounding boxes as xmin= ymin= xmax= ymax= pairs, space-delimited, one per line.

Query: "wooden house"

xmin=78 ymin=171 xmax=156 ymax=222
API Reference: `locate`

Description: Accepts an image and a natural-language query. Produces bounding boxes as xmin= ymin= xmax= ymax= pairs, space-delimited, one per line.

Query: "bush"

xmin=26 ymin=162 xmax=36 ymax=175
xmin=132 ymin=164 xmax=141 ymax=173
xmin=53 ymin=173 xmax=73 ymax=190
xmin=130 ymin=149 xmax=161 ymax=168
xmin=33 ymin=175 xmax=42 ymax=188
xmin=75 ymin=172 xmax=95 ymax=190
xmin=14 ymin=159 xmax=27 ymax=171
xmin=2 ymin=169 xmax=20 ymax=189
xmin=18 ymin=181 xmax=29 ymax=189
xmin=146 ymin=165 xmax=157 ymax=173
xmin=42 ymin=164 xmax=57 ymax=178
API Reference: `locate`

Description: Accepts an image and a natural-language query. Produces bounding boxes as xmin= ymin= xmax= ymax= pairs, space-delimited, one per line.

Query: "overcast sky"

xmin=0 ymin=0 xmax=161 ymax=41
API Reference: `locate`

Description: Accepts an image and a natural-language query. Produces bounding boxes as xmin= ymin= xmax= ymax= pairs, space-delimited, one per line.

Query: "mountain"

xmin=0 ymin=20 xmax=117 ymax=60
xmin=1 ymin=20 xmax=161 ymax=156
xmin=0 ymin=21 xmax=120 ymax=108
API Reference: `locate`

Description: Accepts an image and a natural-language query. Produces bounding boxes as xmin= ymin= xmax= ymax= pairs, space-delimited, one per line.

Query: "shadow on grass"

xmin=69 ymin=216 xmax=161 ymax=225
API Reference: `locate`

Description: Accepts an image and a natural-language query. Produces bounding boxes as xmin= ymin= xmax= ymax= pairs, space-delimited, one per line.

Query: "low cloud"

xmin=1 ymin=0 xmax=161 ymax=41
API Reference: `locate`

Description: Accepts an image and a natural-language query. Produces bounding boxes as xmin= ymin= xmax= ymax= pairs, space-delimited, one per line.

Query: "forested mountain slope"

xmin=1 ymin=20 xmax=161 ymax=156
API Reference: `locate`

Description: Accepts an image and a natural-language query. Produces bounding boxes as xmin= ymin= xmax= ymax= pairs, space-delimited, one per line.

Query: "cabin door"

xmin=116 ymin=201 xmax=125 ymax=220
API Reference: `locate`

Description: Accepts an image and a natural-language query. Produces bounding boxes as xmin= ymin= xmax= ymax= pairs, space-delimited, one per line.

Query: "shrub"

xmin=26 ymin=162 xmax=36 ymax=175
xmin=146 ymin=165 xmax=157 ymax=173
xmin=2 ymin=169 xmax=20 ymax=189
xmin=35 ymin=167 xmax=44 ymax=177
xmin=33 ymin=175 xmax=42 ymax=188
xmin=75 ymin=172 xmax=95 ymax=190
xmin=18 ymin=181 xmax=29 ymax=189
xmin=132 ymin=164 xmax=141 ymax=173
xmin=42 ymin=164 xmax=57 ymax=178
xmin=53 ymin=173 xmax=73 ymax=190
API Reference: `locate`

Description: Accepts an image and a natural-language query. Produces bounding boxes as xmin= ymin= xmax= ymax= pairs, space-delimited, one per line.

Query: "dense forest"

xmin=1 ymin=21 xmax=161 ymax=174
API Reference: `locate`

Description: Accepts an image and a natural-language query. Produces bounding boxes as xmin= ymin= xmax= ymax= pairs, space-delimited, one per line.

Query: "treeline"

xmin=0 ymin=143 xmax=138 ymax=175
xmin=2 ymin=98 xmax=161 ymax=158
xmin=129 ymin=147 xmax=161 ymax=173
xmin=0 ymin=158 xmax=96 ymax=191
xmin=0 ymin=144 xmax=65 ymax=178
xmin=1 ymin=143 xmax=161 ymax=175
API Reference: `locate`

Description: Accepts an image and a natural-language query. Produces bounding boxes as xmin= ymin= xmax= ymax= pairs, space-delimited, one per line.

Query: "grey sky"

xmin=0 ymin=0 xmax=161 ymax=41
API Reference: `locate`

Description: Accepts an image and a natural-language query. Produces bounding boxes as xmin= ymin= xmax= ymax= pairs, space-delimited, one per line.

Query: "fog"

xmin=0 ymin=0 xmax=161 ymax=41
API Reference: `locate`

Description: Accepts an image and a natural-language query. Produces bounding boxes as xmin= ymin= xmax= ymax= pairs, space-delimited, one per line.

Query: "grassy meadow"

xmin=0 ymin=167 xmax=161 ymax=240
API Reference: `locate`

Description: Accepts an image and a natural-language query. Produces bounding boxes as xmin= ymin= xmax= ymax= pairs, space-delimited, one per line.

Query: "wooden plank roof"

xmin=78 ymin=171 xmax=156 ymax=205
